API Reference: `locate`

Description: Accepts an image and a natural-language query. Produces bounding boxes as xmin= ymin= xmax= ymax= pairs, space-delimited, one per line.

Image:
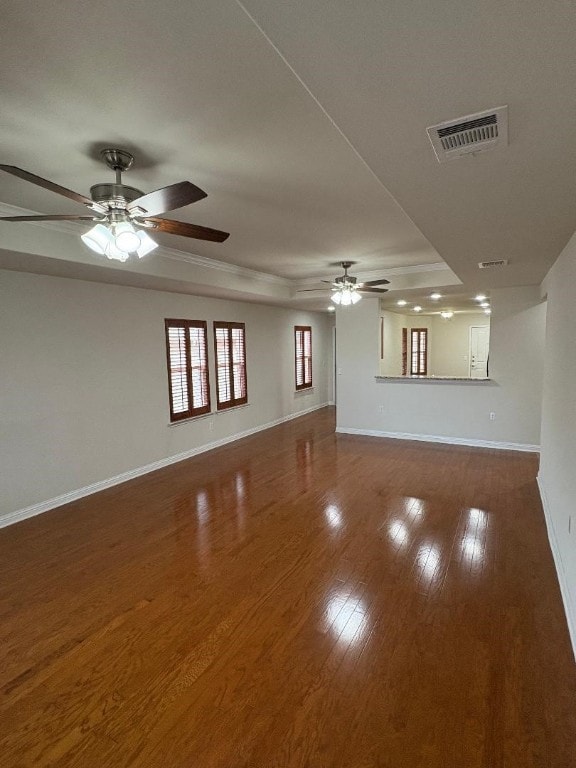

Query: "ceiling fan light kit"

xmin=331 ymin=285 xmax=361 ymax=305
xmin=81 ymin=222 xmax=158 ymax=261
xmin=0 ymin=148 xmax=230 ymax=264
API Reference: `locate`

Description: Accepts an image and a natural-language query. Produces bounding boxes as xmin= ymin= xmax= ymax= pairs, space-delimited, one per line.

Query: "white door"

xmin=469 ymin=326 xmax=490 ymax=378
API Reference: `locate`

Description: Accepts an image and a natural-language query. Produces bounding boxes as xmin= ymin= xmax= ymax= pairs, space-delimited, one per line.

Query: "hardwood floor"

xmin=1 ymin=406 xmax=575 ymax=767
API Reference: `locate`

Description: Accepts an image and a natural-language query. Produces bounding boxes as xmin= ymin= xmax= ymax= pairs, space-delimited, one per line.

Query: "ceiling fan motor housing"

xmin=90 ymin=183 xmax=144 ymax=208
xmin=334 ymin=274 xmax=357 ymax=285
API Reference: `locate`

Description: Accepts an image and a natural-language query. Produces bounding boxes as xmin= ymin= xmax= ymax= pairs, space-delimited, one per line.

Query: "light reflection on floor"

xmin=325 ymin=504 xmax=343 ymax=529
xmin=404 ymin=496 xmax=426 ymax=520
xmin=325 ymin=591 xmax=369 ymax=645
xmin=460 ymin=507 xmax=489 ymax=567
xmin=468 ymin=507 xmax=488 ymax=529
xmin=415 ymin=542 xmax=442 ymax=584
xmin=195 ymin=490 xmax=210 ymax=524
xmin=461 ymin=533 xmax=484 ymax=562
xmin=384 ymin=498 xmax=492 ymax=587
xmin=388 ymin=518 xmax=410 ymax=548
xmin=326 ymin=500 xmax=491 ymax=626
xmin=235 ymin=471 xmax=245 ymax=501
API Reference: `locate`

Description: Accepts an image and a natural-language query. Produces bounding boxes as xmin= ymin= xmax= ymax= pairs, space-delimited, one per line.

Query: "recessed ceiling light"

xmin=475 ymin=294 xmax=487 ymax=302
xmin=397 ymin=299 xmax=407 ymax=306
xmin=327 ymin=306 xmax=335 ymax=312
xmin=440 ymin=311 xmax=454 ymax=319
xmin=480 ymin=302 xmax=490 ymax=308
xmin=430 ymin=292 xmax=441 ymax=300
xmin=484 ymin=308 xmax=492 ymax=315
xmin=413 ymin=305 xmax=422 ymax=312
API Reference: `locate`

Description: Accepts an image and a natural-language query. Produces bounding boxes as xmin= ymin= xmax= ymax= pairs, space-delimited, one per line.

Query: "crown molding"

xmin=0 ymin=200 xmax=450 ymax=291
xmin=159 ymin=248 xmax=291 ymax=285
xmin=293 ymin=260 xmax=452 ymax=289
xmin=0 ymin=200 xmax=291 ymax=287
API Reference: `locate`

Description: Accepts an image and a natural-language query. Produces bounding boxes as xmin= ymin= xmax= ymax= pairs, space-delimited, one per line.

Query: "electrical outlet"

xmin=489 ymin=412 xmax=496 ymax=421
xmin=209 ymin=420 xmax=214 ymax=431
xmin=378 ymin=405 xmax=385 ymax=413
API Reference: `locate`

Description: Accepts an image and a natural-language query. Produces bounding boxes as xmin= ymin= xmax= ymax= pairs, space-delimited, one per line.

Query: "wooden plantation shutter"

xmin=410 ymin=328 xmax=428 ymax=375
xmin=215 ymin=324 xmax=232 ymax=404
xmin=231 ymin=325 xmax=247 ymax=401
xmin=402 ymin=327 xmax=408 ymax=375
xmin=295 ymin=326 xmax=312 ymax=390
xmin=165 ymin=319 xmax=210 ymax=422
xmin=189 ymin=325 xmax=210 ymax=410
xmin=214 ymin=322 xmax=248 ymax=409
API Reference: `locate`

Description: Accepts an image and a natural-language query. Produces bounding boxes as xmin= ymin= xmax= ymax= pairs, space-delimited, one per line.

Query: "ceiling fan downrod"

xmin=90 ymin=148 xmax=143 ymax=209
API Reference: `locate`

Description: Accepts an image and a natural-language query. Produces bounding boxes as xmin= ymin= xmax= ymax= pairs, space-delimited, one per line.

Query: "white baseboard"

xmin=537 ymin=476 xmax=576 ymax=662
xmin=336 ymin=426 xmax=540 ymax=453
xmin=1 ymin=402 xmax=331 ymax=530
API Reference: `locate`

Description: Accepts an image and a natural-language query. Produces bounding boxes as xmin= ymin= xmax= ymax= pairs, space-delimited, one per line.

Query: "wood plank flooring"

xmin=1 ymin=406 xmax=575 ymax=767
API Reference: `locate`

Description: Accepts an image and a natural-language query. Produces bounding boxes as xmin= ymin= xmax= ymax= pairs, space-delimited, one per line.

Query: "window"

xmin=402 ymin=327 xmax=408 ymax=375
xmin=411 ymin=328 xmax=428 ymax=375
xmin=165 ymin=319 xmax=210 ymax=422
xmin=295 ymin=326 xmax=312 ymax=390
xmin=214 ymin=322 xmax=248 ymax=409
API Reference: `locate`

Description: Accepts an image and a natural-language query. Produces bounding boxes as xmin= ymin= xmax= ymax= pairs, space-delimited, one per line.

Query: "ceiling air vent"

xmin=478 ymin=259 xmax=508 ymax=269
xmin=427 ymin=106 xmax=508 ymax=163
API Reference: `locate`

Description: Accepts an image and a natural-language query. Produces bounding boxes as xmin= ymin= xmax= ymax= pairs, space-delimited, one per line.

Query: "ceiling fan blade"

xmin=360 ymin=286 xmax=388 ymax=294
xmin=361 ymin=278 xmax=390 ymax=286
xmin=0 ymin=164 xmax=105 ymax=212
xmin=296 ymin=288 xmax=327 ymax=292
xmin=128 ymin=181 xmax=207 ymax=217
xmin=144 ymin=216 xmax=229 ymax=242
xmin=0 ymin=214 xmax=99 ymax=222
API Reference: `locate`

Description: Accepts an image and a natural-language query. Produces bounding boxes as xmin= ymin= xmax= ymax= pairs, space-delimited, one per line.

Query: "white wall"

xmin=539 ymin=231 xmax=576 ymax=656
xmin=336 ymin=286 xmax=545 ymax=448
xmin=0 ymin=270 xmax=334 ymax=523
xmin=431 ymin=313 xmax=488 ymax=378
xmin=379 ymin=310 xmax=404 ymax=376
xmin=380 ymin=309 xmax=489 ymax=378
xmin=379 ymin=310 xmax=433 ymax=376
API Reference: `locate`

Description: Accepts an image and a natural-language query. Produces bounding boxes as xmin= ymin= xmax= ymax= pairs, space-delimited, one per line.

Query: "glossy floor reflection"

xmin=0 ymin=407 xmax=575 ymax=767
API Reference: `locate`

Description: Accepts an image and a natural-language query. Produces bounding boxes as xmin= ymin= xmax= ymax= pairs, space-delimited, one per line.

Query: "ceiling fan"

xmin=299 ymin=261 xmax=390 ymax=305
xmin=0 ymin=148 xmax=229 ymax=262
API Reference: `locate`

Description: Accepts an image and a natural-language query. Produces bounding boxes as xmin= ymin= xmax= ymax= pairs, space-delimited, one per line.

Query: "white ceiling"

xmin=1 ymin=0 xmax=575 ymax=311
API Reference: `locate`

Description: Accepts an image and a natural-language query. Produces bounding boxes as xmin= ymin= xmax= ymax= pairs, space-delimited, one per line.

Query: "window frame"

xmin=213 ymin=321 xmax=248 ymax=410
xmin=410 ymin=327 xmax=428 ymax=376
xmin=294 ymin=325 xmax=313 ymax=391
xmin=402 ymin=327 xmax=408 ymax=376
xmin=164 ymin=319 xmax=211 ymax=423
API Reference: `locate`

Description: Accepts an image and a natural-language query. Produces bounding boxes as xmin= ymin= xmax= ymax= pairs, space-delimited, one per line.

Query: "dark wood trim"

xmin=410 ymin=327 xmax=428 ymax=376
xmin=213 ymin=321 xmax=248 ymax=410
xmin=294 ymin=325 xmax=312 ymax=391
xmin=402 ymin=327 xmax=408 ymax=376
xmin=164 ymin=319 xmax=211 ymax=422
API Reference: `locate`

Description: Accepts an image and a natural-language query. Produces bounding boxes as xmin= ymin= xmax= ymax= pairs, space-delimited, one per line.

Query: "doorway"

xmin=469 ymin=325 xmax=490 ymax=378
